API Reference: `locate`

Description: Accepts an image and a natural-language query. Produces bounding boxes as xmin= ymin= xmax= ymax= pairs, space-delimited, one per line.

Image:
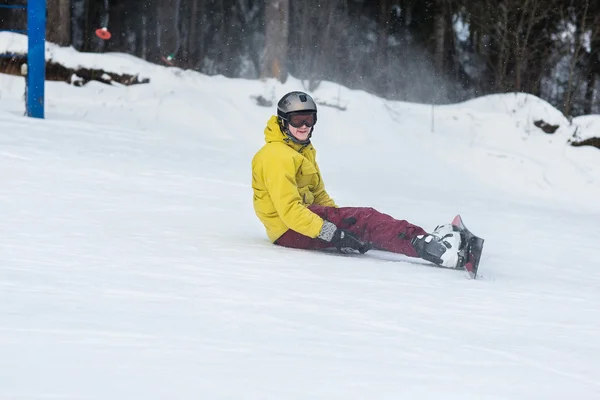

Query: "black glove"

xmin=331 ymin=228 xmax=372 ymax=254
xmin=318 ymin=220 xmax=371 ymax=254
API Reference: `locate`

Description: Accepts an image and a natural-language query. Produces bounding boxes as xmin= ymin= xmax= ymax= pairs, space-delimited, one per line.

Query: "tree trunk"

xmin=261 ymin=0 xmax=289 ymax=82
xmin=433 ymin=0 xmax=445 ymax=72
xmin=46 ymin=0 xmax=71 ymax=46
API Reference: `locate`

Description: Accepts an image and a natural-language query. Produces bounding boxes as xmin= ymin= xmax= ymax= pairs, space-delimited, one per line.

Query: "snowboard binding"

xmin=411 ymin=215 xmax=485 ymax=279
xmin=411 ymin=223 xmax=463 ymax=269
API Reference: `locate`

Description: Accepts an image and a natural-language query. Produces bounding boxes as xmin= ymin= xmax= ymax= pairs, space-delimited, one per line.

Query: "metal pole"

xmin=27 ymin=0 xmax=46 ymax=118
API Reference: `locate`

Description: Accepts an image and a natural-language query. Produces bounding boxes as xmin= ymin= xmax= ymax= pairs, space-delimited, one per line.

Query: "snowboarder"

xmin=251 ymin=91 xmax=463 ymax=269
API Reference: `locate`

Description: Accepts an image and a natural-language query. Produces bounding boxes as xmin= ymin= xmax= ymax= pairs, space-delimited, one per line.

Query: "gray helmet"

xmin=276 ymin=91 xmax=317 ymax=144
xmin=277 ymin=91 xmax=318 ymax=121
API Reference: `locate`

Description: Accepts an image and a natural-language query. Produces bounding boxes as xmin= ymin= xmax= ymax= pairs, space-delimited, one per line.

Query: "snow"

xmin=0 ymin=32 xmax=150 ymax=77
xmin=573 ymin=114 xmax=600 ymax=141
xmin=1 ymin=35 xmax=600 ymax=399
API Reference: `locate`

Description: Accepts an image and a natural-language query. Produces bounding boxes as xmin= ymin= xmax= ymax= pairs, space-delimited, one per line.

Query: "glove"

xmin=332 ymin=229 xmax=372 ymax=254
xmin=318 ymin=220 xmax=371 ymax=254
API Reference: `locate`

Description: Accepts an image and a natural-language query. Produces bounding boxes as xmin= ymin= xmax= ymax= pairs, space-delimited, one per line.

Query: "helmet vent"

xmin=299 ymin=94 xmax=307 ymax=102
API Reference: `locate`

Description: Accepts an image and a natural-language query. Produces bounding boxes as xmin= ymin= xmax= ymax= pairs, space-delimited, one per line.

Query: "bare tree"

xmin=511 ymin=0 xmax=540 ymax=91
xmin=261 ymin=0 xmax=288 ymax=82
xmin=466 ymin=0 xmax=559 ymax=93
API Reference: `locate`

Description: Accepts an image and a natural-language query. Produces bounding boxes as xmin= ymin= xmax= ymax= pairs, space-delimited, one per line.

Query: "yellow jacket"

xmin=252 ymin=116 xmax=337 ymax=242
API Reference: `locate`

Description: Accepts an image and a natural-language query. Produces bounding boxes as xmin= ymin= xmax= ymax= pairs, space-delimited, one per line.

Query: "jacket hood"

xmin=264 ymin=115 xmax=309 ymax=151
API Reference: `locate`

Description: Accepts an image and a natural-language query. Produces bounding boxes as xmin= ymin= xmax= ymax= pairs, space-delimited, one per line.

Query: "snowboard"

xmin=451 ymin=215 xmax=485 ymax=279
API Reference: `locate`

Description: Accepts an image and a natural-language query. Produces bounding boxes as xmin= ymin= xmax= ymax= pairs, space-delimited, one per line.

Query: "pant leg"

xmin=275 ymin=229 xmax=333 ymax=250
xmin=276 ymin=205 xmax=427 ymax=257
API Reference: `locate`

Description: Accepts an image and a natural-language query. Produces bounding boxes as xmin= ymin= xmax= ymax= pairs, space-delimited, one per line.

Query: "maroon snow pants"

xmin=275 ymin=205 xmax=427 ymax=258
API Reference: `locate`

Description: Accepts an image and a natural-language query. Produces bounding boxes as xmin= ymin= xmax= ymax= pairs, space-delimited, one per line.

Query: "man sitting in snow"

xmin=251 ymin=91 xmax=462 ymax=268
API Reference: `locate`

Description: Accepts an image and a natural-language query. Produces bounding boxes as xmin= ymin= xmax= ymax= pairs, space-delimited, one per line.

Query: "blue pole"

xmin=27 ymin=0 xmax=46 ymax=119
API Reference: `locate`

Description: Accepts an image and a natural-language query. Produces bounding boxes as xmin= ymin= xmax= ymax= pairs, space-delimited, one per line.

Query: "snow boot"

xmin=411 ymin=224 xmax=462 ymax=268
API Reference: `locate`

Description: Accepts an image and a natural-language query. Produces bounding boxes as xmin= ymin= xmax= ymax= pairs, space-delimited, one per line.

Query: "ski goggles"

xmin=287 ymin=112 xmax=317 ymax=128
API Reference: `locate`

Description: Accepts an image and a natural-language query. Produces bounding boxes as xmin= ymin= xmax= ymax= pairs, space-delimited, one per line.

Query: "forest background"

xmin=1 ymin=0 xmax=599 ymax=117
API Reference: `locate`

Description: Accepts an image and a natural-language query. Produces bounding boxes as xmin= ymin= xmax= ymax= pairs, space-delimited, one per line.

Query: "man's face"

xmin=288 ymin=124 xmax=311 ymax=142
xmin=287 ymin=112 xmax=316 ymax=142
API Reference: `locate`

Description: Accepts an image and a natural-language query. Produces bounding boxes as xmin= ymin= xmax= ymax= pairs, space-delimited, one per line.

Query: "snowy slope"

xmin=1 ymin=40 xmax=600 ymax=399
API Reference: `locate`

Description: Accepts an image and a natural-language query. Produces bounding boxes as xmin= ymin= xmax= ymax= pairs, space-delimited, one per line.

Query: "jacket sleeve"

xmin=313 ymin=161 xmax=337 ymax=207
xmin=261 ymin=154 xmax=325 ymax=238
